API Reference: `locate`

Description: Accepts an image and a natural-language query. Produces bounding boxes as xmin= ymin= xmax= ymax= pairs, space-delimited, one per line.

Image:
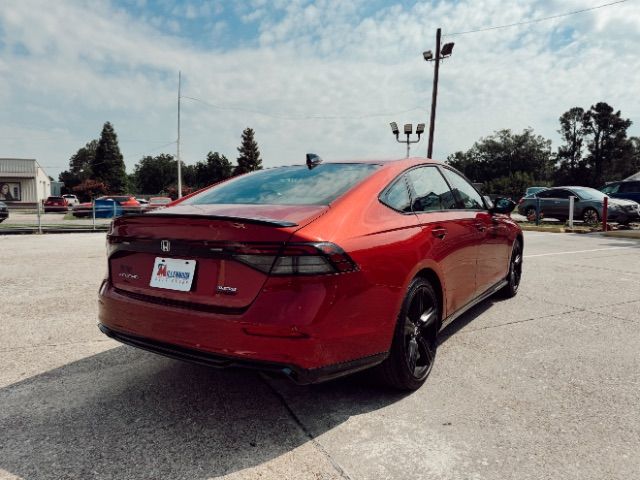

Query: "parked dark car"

xmin=43 ymin=196 xmax=69 ymax=213
xmin=518 ymin=186 xmax=640 ymax=224
xmin=600 ymin=181 xmax=640 ymax=204
xmin=0 ymin=201 xmax=8 ymax=223
xmin=99 ymin=158 xmax=523 ymax=391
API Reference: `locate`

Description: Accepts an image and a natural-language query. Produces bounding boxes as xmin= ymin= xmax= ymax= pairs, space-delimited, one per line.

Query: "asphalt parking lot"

xmin=1 ymin=231 xmax=638 ymax=480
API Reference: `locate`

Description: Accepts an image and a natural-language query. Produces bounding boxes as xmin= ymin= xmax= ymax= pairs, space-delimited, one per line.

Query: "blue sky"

xmin=1 ymin=0 xmax=638 ymax=182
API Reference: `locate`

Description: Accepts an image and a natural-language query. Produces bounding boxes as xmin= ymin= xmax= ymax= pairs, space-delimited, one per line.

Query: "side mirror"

xmin=491 ymin=197 xmax=516 ymax=215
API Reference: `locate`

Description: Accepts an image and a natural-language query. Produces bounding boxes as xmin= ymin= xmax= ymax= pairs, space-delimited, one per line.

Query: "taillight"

xmin=233 ymin=242 xmax=358 ymax=276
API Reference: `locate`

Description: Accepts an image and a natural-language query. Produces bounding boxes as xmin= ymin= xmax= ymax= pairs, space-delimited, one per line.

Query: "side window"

xmin=620 ymin=182 xmax=640 ymax=193
xmin=440 ymin=168 xmax=484 ymax=210
xmin=380 ymin=176 xmax=412 ymax=213
xmin=406 ymin=167 xmax=457 ymax=212
xmin=552 ymin=189 xmax=572 ymax=199
xmin=539 ymin=189 xmax=563 ymax=199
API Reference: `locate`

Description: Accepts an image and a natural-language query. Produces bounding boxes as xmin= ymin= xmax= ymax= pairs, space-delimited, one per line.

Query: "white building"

xmin=0 ymin=158 xmax=51 ymax=205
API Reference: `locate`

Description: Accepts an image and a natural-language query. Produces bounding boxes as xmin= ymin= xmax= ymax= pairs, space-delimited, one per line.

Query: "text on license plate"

xmin=149 ymin=257 xmax=196 ymax=292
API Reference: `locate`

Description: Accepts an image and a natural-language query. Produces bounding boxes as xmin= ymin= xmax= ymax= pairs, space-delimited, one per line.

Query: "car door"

xmin=404 ymin=166 xmax=479 ymax=316
xmin=440 ymin=167 xmax=512 ymax=296
xmin=535 ymin=188 xmax=562 ymax=218
xmin=548 ymin=188 xmax=574 ymax=219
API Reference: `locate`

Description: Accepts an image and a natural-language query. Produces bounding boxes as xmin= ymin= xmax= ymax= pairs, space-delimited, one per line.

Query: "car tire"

xmin=499 ymin=239 xmax=523 ymax=298
xmin=525 ymin=206 xmax=537 ymax=219
xmin=374 ymin=277 xmax=439 ymax=391
xmin=582 ymin=208 xmax=599 ymax=224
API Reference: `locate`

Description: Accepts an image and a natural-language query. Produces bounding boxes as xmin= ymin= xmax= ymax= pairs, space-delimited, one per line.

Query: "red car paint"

xmin=98 ymin=158 xmax=521 ymax=383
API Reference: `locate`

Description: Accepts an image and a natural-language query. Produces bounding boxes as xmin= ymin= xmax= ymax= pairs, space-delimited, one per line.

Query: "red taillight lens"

xmin=233 ymin=242 xmax=357 ymax=276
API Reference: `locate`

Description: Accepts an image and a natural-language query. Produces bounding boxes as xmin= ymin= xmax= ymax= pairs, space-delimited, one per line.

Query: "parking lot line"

xmin=524 ymin=246 xmax=636 ymax=258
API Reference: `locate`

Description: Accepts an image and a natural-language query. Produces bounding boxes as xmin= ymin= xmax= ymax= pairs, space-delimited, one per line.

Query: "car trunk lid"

xmin=108 ymin=204 xmax=328 ymax=310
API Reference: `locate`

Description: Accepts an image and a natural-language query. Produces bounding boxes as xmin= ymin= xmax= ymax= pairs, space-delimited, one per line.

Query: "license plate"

xmin=149 ymin=257 xmax=196 ymax=292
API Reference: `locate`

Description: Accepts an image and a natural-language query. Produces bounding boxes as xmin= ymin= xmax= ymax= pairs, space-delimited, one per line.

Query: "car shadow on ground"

xmin=0 ymin=345 xmax=408 ymax=479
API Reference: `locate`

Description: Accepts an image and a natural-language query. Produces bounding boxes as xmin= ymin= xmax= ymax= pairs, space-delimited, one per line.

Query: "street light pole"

xmin=427 ymin=28 xmax=441 ymax=159
xmin=423 ymin=28 xmax=454 ymax=159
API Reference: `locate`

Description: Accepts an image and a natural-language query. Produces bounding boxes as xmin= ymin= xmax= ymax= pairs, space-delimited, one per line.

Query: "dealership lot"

xmin=0 ymin=232 xmax=638 ymax=480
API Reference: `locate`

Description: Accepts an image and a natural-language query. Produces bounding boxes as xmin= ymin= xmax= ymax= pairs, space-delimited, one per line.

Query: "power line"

xmin=444 ymin=0 xmax=630 ymax=37
xmin=181 ymin=95 xmax=427 ymax=120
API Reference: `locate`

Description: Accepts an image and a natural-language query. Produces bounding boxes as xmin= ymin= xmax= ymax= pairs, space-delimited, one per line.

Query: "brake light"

xmin=233 ymin=242 xmax=358 ymax=276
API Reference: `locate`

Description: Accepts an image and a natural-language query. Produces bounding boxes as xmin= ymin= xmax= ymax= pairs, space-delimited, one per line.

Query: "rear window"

xmin=186 ymin=163 xmax=380 ymax=206
xmin=47 ymin=197 xmax=64 ymax=201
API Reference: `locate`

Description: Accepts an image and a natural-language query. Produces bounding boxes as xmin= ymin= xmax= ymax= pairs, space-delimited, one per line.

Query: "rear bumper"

xmin=98 ymin=275 xmax=398 ymax=378
xmin=98 ymin=322 xmax=387 ymax=384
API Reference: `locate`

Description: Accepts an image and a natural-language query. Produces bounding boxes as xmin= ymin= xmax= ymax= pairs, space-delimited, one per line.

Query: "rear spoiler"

xmin=121 ymin=213 xmax=298 ymax=228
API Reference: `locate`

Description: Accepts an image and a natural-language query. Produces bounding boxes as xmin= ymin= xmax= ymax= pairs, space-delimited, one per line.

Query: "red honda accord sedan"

xmin=98 ymin=157 xmax=522 ymax=390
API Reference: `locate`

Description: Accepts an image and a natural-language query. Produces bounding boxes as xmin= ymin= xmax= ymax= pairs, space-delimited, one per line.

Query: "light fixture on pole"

xmin=390 ymin=122 xmax=425 ymax=158
xmin=423 ymin=28 xmax=454 ymax=159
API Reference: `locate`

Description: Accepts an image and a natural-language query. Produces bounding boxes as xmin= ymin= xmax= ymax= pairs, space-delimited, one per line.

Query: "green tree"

xmin=133 ymin=154 xmax=177 ymax=194
xmin=583 ymin=102 xmax=632 ymax=186
xmin=196 ymin=151 xmax=233 ymax=188
xmin=91 ymin=122 xmax=127 ymax=193
xmin=446 ymin=128 xmax=554 ymax=194
xmin=58 ymin=139 xmax=98 ymax=193
xmin=555 ymin=107 xmax=589 ymax=185
xmin=234 ymin=127 xmax=262 ymax=175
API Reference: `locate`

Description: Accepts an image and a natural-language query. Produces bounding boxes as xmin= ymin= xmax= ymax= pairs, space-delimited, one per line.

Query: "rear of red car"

xmin=43 ymin=196 xmax=69 ymax=212
xmin=98 ymin=163 xmax=391 ymax=383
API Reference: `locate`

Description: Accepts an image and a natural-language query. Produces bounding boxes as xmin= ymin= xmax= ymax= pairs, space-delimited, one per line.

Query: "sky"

xmin=1 ymin=0 xmax=639 ymax=181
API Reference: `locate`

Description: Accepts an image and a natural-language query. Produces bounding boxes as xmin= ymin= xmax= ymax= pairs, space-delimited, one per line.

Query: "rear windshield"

xmin=47 ymin=197 xmax=64 ymax=201
xmin=186 ymin=163 xmax=380 ymax=206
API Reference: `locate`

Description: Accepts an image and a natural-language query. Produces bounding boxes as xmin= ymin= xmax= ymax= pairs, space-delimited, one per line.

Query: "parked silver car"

xmin=518 ymin=186 xmax=640 ymax=224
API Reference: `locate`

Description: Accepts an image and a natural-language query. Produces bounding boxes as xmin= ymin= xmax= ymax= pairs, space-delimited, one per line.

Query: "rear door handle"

xmin=431 ymin=226 xmax=447 ymax=239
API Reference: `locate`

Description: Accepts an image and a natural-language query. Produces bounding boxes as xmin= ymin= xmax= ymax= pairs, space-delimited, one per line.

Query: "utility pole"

xmin=177 ymin=70 xmax=182 ymax=198
xmin=427 ymin=28 xmax=441 ymax=159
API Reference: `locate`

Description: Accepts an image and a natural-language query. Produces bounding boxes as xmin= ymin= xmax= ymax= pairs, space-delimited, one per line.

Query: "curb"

xmin=0 ymin=227 xmax=109 ymax=235
xmin=600 ymin=231 xmax=640 ymax=240
xmin=519 ymin=225 xmax=591 ymax=234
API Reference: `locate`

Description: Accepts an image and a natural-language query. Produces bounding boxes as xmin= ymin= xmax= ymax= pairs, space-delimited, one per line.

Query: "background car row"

xmin=517 ymin=185 xmax=640 ymax=224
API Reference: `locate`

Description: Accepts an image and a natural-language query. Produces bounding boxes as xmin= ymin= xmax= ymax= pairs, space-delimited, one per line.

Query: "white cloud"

xmin=1 ymin=0 xmax=639 ymax=183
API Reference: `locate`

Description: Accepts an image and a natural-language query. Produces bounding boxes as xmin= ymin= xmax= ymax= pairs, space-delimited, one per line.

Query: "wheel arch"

xmin=413 ymin=268 xmax=444 ymax=330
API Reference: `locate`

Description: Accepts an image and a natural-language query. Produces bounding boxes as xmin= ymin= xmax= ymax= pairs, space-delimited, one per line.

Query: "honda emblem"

xmin=161 ymin=240 xmax=171 ymax=252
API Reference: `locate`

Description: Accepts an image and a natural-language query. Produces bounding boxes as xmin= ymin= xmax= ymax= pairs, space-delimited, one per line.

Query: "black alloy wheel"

xmin=376 ymin=278 xmax=439 ymax=390
xmin=582 ymin=208 xmax=599 ymax=224
xmin=500 ymin=240 xmax=523 ymax=298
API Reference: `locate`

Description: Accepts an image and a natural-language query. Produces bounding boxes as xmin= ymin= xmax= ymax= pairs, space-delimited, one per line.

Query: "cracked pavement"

xmin=0 ymin=231 xmax=638 ymax=479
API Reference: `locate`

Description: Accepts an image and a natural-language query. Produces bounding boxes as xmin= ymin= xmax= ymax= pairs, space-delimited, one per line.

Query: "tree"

xmin=133 ymin=154 xmax=178 ymax=194
xmin=234 ymin=127 xmax=262 ymax=175
xmin=72 ymin=179 xmax=108 ymax=201
xmin=446 ymin=128 xmax=554 ymax=194
xmin=91 ymin=122 xmax=127 ymax=193
xmin=583 ymin=102 xmax=632 ymax=186
xmin=555 ymin=107 xmax=589 ymax=185
xmin=196 ymin=151 xmax=233 ymax=188
xmin=58 ymin=139 xmax=98 ymax=193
